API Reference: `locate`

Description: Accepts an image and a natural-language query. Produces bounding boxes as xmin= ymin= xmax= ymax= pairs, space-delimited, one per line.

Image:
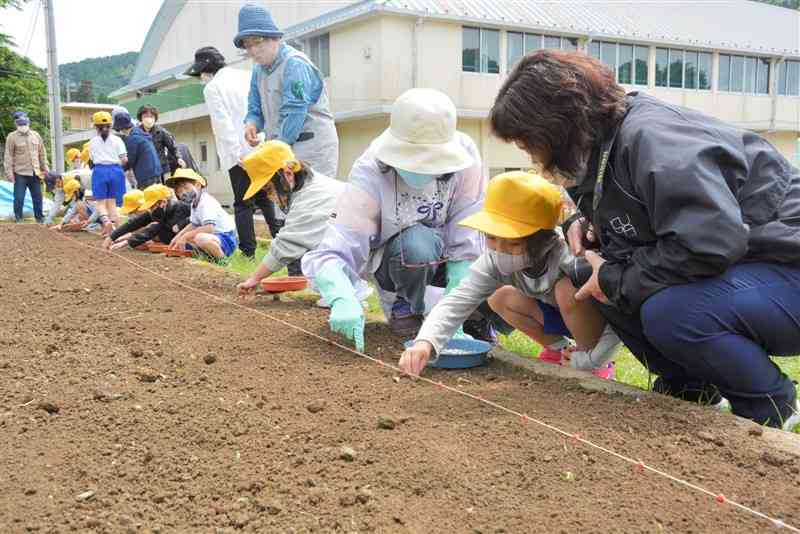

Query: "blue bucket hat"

xmin=234 ymin=3 xmax=283 ymax=49
xmin=13 ymin=111 xmax=30 ymax=126
xmin=112 ymin=111 xmax=134 ymax=131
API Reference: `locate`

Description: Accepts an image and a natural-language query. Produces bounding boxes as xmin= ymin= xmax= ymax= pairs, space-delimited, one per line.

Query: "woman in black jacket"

xmin=137 ymin=105 xmax=183 ymax=178
xmin=490 ymin=50 xmax=800 ymax=430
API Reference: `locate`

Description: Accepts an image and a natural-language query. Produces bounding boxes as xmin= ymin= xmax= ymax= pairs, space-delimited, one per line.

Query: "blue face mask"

xmin=396 ymin=169 xmax=437 ymax=189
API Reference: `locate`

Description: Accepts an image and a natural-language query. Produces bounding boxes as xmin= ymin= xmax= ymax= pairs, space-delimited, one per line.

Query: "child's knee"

xmin=554 ymin=276 xmax=579 ymax=314
xmin=488 ymin=285 xmax=518 ymax=313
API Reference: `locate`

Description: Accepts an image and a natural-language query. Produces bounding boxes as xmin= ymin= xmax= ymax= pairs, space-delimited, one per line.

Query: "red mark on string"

xmin=521 ymin=414 xmax=530 ymax=424
xmin=636 ymin=461 xmax=645 ymax=473
xmin=570 ymin=433 xmax=581 ymax=445
xmin=716 ymin=494 xmax=726 ymax=505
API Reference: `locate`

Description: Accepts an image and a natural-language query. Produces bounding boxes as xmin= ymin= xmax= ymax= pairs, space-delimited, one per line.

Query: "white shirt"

xmin=203 ymin=66 xmax=251 ymax=172
xmin=190 ymin=190 xmax=236 ymax=233
xmin=88 ymin=134 xmax=126 ymax=165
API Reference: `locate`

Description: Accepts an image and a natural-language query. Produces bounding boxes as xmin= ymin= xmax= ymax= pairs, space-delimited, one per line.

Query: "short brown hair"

xmin=490 ymin=50 xmax=626 ymax=175
xmin=137 ymin=104 xmax=159 ymax=121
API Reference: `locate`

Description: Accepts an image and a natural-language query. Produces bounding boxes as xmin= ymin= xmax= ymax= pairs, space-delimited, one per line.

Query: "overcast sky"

xmin=1 ymin=0 xmax=163 ymax=67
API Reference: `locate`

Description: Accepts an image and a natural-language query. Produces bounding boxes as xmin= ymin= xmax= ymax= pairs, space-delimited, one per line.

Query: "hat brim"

xmin=183 ymin=61 xmax=203 ymax=77
xmin=120 ymin=203 xmax=143 ymax=215
xmin=243 ymin=174 xmax=274 ymax=201
xmin=234 ymin=29 xmax=284 ymax=48
xmin=164 ymin=175 xmax=206 ymax=188
xmin=458 ymin=209 xmax=544 ymax=239
xmin=372 ymin=128 xmax=474 ymax=175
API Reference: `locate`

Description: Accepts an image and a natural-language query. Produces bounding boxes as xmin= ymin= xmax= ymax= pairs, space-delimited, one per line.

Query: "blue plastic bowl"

xmin=404 ymin=338 xmax=492 ymax=369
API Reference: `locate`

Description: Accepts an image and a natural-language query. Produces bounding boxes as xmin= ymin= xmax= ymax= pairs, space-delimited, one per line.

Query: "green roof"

xmin=120 ymin=83 xmax=204 ymax=117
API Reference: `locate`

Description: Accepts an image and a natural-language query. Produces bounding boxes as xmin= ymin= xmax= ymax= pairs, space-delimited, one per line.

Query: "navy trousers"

xmin=597 ymin=262 xmax=800 ymax=426
xmin=13 ymin=174 xmax=43 ymax=222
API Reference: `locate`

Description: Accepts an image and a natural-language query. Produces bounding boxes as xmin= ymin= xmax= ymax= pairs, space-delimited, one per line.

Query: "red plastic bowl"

xmin=261 ymin=276 xmax=308 ymax=293
xmin=148 ymin=243 xmax=170 ymax=253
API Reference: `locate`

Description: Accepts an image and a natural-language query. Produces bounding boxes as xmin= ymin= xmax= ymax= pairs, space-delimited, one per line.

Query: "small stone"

xmin=762 ymin=451 xmax=788 ymax=467
xmin=203 ymin=353 xmax=217 ymax=365
xmin=76 ymin=490 xmax=95 ymax=502
xmin=37 ymin=401 xmax=60 ymax=414
xmin=306 ymin=400 xmax=325 ymax=413
xmin=24 ymin=488 xmax=36 ymax=496
xmin=21 ymin=393 xmax=34 ymax=404
xmin=135 ymin=369 xmax=158 ymax=383
xmin=696 ymin=431 xmax=716 ymax=443
xmin=152 ymin=493 xmax=167 ymax=504
xmin=339 ymin=446 xmax=356 ymax=462
xmin=748 ymin=426 xmax=764 ymax=437
xmin=356 ymin=488 xmax=373 ymax=504
xmin=130 ymin=348 xmax=143 ymax=358
xmin=339 ymin=493 xmax=357 ymax=507
xmin=377 ymin=416 xmax=396 ymax=430
xmin=561 ymin=471 xmax=576 ymax=482
xmin=542 ymin=455 xmax=554 ymax=463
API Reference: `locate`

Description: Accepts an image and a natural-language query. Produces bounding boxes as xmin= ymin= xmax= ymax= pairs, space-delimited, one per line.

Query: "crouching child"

xmin=103 ymin=184 xmax=190 ymax=251
xmin=165 ymin=169 xmax=237 ymax=259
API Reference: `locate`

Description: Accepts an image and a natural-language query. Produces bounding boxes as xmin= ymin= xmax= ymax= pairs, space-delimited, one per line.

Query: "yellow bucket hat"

xmin=92 ymin=111 xmax=112 ymax=126
xmin=241 ymin=140 xmax=300 ymax=201
xmin=142 ymin=184 xmax=173 ymax=210
xmin=66 ymin=148 xmax=80 ymax=163
xmin=80 ymin=145 xmax=90 ymax=164
xmin=458 ymin=171 xmax=563 ymax=239
xmin=63 ymin=178 xmax=81 ymax=202
xmin=164 ymin=168 xmax=207 ymax=188
xmin=120 ymin=189 xmax=145 ymax=215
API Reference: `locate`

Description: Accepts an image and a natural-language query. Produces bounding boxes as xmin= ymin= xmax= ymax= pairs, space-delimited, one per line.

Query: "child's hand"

xmin=110 ymin=241 xmax=128 ymax=251
xmin=49 ymin=224 xmax=61 ymax=231
xmin=399 ymin=340 xmax=434 ymax=377
xmin=560 ymin=346 xmax=575 ymax=367
xmin=237 ymin=277 xmax=260 ymax=299
xmin=102 ymin=237 xmax=113 ymax=250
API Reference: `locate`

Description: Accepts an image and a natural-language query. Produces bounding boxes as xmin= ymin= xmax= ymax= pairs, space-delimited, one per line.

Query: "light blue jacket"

xmin=245 ymin=43 xmax=324 ymax=145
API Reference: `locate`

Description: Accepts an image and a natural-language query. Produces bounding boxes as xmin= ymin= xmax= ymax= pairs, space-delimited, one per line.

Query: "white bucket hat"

xmin=372 ymin=88 xmax=474 ymax=175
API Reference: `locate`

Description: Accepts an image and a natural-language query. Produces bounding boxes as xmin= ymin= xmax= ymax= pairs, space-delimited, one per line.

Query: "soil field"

xmin=1 ymin=224 xmax=800 ymax=534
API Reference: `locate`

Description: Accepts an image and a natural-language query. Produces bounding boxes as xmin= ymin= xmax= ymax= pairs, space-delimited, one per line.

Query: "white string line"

xmin=56 ymin=232 xmax=796 ymax=532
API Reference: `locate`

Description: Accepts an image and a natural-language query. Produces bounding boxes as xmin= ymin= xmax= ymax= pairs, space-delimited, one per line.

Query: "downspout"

xmin=411 ymin=16 xmax=423 ymax=88
xmin=771 ymin=56 xmax=786 ymax=132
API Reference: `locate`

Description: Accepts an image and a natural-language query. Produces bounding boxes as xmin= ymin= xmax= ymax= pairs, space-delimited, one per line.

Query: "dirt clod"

xmin=135 ymin=368 xmax=159 ymax=383
xmin=37 ymin=401 xmax=60 ymax=414
xmin=749 ymin=426 xmax=765 ymax=437
xmin=377 ymin=416 xmax=397 ymax=430
xmin=76 ymin=490 xmax=95 ymax=502
xmin=203 ymin=353 xmax=217 ymax=365
xmin=306 ymin=400 xmax=325 ymax=413
xmin=339 ymin=446 xmax=356 ymax=462
xmin=130 ymin=348 xmax=144 ymax=358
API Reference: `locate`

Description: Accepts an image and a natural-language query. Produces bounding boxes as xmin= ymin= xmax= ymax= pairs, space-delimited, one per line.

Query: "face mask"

xmin=396 ymin=169 xmax=437 ymax=189
xmin=17 ymin=125 xmax=30 ymax=133
xmin=200 ymin=72 xmax=214 ymax=84
xmin=248 ymin=40 xmax=277 ymax=65
xmin=141 ymin=117 xmax=156 ymax=129
xmin=489 ymin=249 xmax=533 ymax=276
xmin=180 ymin=190 xmax=197 ymax=204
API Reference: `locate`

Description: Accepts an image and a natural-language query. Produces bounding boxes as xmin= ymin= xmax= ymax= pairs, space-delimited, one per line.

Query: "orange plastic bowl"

xmin=148 ymin=243 xmax=170 ymax=253
xmin=61 ymin=222 xmax=83 ymax=232
xmin=165 ymin=249 xmax=193 ymax=258
xmin=261 ymin=276 xmax=308 ymax=293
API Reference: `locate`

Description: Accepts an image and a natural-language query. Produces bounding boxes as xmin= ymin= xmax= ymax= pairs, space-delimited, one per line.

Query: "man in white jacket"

xmin=185 ymin=46 xmax=280 ymax=258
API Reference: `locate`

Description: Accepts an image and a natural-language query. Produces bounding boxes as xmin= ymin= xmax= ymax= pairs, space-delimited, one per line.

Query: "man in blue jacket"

xmin=235 ymin=3 xmax=339 ymax=179
xmin=113 ymin=111 xmax=163 ymax=189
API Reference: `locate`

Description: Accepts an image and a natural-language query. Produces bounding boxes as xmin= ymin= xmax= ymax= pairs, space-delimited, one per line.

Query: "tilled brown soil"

xmin=1 ymin=224 xmax=800 ymax=534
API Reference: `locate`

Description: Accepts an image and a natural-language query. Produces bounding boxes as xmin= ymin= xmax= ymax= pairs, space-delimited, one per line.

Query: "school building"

xmin=69 ymin=0 xmax=800 ymax=204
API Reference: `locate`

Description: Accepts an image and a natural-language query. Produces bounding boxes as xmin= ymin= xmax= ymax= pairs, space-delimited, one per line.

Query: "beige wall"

xmin=148 ymin=0 xmax=350 ymax=77
xmin=336 ymin=117 xmax=389 ymax=179
xmin=62 ymin=106 xmax=113 ymax=131
xmin=762 ymin=131 xmax=800 ymax=163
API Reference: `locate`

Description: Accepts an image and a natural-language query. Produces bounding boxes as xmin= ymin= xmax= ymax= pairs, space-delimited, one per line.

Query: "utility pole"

xmin=43 ymin=0 xmax=64 ymax=173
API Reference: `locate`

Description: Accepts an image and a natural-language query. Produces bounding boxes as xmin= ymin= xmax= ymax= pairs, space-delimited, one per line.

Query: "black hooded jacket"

xmin=110 ymin=199 xmax=191 ymax=248
xmin=568 ymin=92 xmax=800 ymax=315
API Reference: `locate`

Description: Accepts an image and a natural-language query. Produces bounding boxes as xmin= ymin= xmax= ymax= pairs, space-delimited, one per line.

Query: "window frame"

xmin=304 ymin=33 xmax=331 ymax=78
xmin=462 ymin=26 xmax=500 ymax=74
xmin=719 ymin=53 xmax=772 ymax=96
xmin=589 ymin=41 xmax=649 ymax=87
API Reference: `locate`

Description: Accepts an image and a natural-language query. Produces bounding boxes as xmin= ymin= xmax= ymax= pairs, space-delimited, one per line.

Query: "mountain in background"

xmin=58 ymin=51 xmax=139 ymax=104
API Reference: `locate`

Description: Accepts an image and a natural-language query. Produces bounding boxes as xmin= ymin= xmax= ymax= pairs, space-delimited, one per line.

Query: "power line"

xmin=23 ymin=0 xmax=41 ymax=59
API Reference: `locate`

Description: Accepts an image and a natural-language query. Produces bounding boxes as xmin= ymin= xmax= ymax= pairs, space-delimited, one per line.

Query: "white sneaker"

xmin=710 ymin=398 xmax=731 ymax=412
xmin=782 ymin=400 xmax=800 ymax=432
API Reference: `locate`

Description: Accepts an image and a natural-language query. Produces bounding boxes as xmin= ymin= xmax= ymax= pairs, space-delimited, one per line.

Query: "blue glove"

xmin=315 ymin=263 xmax=365 ymax=352
xmin=445 ymin=260 xmax=471 ymax=295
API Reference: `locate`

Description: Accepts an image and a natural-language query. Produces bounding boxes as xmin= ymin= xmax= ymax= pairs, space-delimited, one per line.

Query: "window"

xmin=655 ymin=48 xmax=669 ymax=86
xmin=562 ymin=38 xmax=578 ymax=51
xmin=525 ymin=33 xmax=542 ymax=55
xmin=462 ymin=27 xmax=498 ymax=73
xmin=720 ymin=54 xmax=770 ymax=94
xmin=200 ymin=142 xmax=208 ymax=163
xmin=635 ymin=46 xmax=648 ymax=85
xmin=656 ymin=47 xmax=709 ymax=90
xmin=669 ymin=49 xmax=683 ymax=88
xmin=589 ymin=41 xmax=648 ymax=86
xmin=544 ymin=35 xmax=561 ymax=50
xmin=305 ymin=33 xmax=330 ymax=77
xmin=507 ymin=32 xmax=524 ymax=71
xmin=617 ymin=44 xmax=633 ymax=84
xmin=698 ymin=52 xmax=712 ymax=90
xmin=788 ymin=61 xmax=800 ymax=96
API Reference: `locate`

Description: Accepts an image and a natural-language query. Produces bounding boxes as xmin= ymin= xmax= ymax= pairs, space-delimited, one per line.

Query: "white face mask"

xmin=200 ymin=72 xmax=214 ymax=84
xmin=141 ymin=117 xmax=156 ymax=129
xmin=488 ymin=249 xmax=533 ymax=276
xmin=17 ymin=125 xmax=30 ymax=134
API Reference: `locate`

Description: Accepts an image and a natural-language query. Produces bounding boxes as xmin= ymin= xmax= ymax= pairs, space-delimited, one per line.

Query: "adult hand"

xmin=575 ymin=251 xmax=609 ymax=304
xmin=237 ymin=277 xmax=261 ymax=299
xmin=178 ymin=158 xmax=186 ymax=168
xmin=244 ymin=124 xmax=259 ymax=147
xmin=329 ymin=298 xmax=365 ymax=352
xmin=399 ymin=340 xmax=433 ymax=377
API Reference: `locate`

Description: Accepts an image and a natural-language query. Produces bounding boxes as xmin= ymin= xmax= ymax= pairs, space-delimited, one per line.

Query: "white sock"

xmin=570 ymin=325 xmax=621 ymax=370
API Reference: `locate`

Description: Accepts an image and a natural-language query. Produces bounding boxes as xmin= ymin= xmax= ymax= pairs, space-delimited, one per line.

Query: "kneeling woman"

xmin=236 ymin=141 xmax=344 ymax=296
xmin=166 ymin=169 xmax=237 ymax=259
xmin=399 ymin=172 xmax=619 ymax=377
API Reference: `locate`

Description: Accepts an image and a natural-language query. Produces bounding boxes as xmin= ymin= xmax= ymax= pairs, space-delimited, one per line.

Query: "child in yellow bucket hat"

xmin=235 ymin=140 xmax=346 ymax=297
xmin=104 ymin=184 xmax=192 ymax=251
xmin=50 ymin=178 xmax=95 ymax=231
xmin=399 ymin=171 xmax=620 ymax=377
xmin=165 ymin=168 xmax=237 ymax=259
